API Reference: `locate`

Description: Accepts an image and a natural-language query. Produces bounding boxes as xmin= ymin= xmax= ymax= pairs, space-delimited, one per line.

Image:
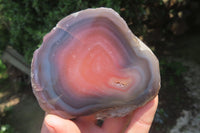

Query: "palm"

xmin=73 ymin=115 xmax=130 ymax=133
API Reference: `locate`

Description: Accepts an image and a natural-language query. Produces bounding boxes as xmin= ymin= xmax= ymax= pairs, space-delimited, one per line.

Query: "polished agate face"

xmin=31 ymin=8 xmax=160 ymax=119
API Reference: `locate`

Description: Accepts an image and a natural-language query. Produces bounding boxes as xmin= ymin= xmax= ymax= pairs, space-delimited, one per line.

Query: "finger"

xmin=41 ymin=121 xmax=55 ymax=133
xmin=125 ymin=96 xmax=158 ymax=133
xmin=74 ymin=115 xmax=103 ymax=133
xmin=102 ymin=115 xmax=130 ymax=133
xmin=41 ymin=114 xmax=81 ymax=133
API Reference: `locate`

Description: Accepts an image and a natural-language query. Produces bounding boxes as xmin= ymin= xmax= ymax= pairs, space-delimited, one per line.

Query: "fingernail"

xmin=43 ymin=118 xmax=56 ymax=133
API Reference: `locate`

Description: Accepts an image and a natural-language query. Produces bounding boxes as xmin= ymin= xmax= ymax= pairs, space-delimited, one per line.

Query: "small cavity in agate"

xmin=31 ymin=8 xmax=160 ymax=119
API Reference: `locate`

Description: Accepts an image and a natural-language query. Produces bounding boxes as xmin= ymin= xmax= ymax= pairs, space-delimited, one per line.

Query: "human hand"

xmin=41 ymin=96 xmax=158 ymax=133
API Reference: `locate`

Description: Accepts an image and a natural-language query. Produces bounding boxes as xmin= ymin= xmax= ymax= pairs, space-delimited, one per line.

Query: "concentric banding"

xmin=31 ymin=8 xmax=160 ymax=118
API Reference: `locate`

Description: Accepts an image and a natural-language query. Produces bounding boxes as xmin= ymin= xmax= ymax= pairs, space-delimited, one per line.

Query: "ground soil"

xmin=0 ymin=75 xmax=44 ymax=133
xmin=150 ymin=32 xmax=200 ymax=133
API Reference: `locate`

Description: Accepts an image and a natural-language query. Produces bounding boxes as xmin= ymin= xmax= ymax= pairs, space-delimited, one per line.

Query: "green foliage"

xmin=0 ymin=59 xmax=7 ymax=79
xmin=160 ymin=60 xmax=186 ymax=76
xmin=0 ymin=0 xmax=197 ymax=63
xmin=3 ymin=106 xmax=13 ymax=114
xmin=0 ymin=125 xmax=14 ymax=133
xmin=160 ymin=59 xmax=186 ymax=86
xmin=0 ymin=59 xmax=6 ymax=72
xmin=0 ymin=0 xmax=122 ymax=62
xmin=154 ymin=108 xmax=168 ymax=124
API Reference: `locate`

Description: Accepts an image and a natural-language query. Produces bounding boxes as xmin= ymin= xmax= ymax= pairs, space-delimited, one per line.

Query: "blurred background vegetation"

xmin=0 ymin=0 xmax=200 ymax=133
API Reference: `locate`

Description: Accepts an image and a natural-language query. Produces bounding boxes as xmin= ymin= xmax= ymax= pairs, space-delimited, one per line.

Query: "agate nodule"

xmin=31 ymin=8 xmax=160 ymax=119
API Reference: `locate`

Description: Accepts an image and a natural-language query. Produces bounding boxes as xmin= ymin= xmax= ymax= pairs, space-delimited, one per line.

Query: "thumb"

xmin=41 ymin=114 xmax=81 ymax=133
xmin=125 ymin=96 xmax=158 ymax=133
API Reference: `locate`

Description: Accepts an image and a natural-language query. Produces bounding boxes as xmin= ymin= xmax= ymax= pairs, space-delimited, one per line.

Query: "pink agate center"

xmin=56 ymin=26 xmax=136 ymax=96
